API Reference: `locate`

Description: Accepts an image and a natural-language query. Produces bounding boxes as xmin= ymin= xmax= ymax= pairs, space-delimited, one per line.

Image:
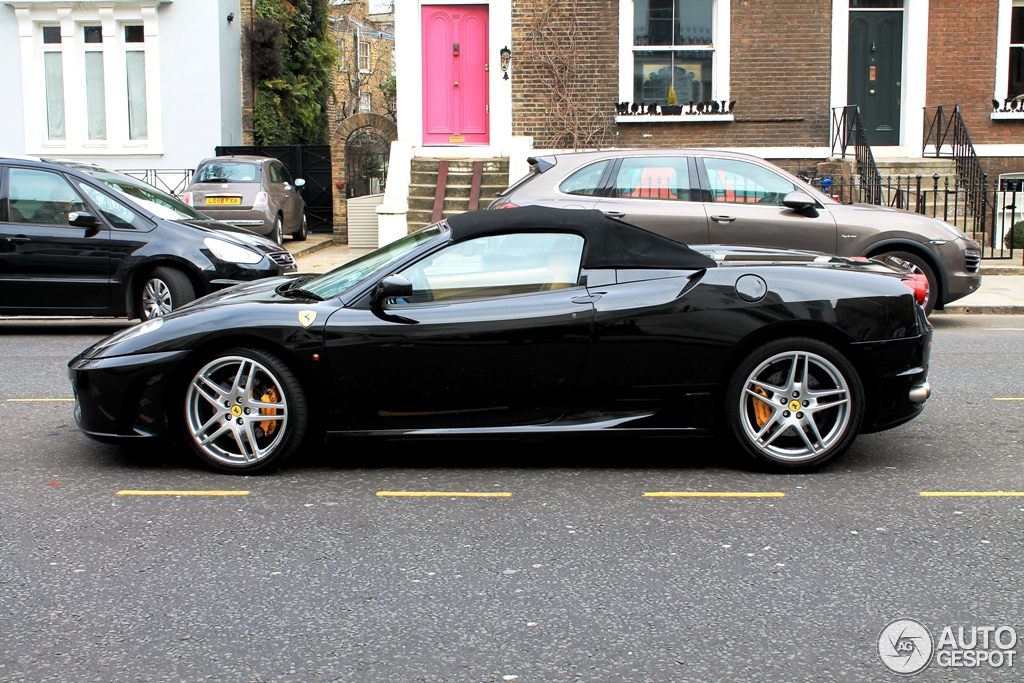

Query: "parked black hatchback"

xmin=0 ymin=157 xmax=296 ymax=320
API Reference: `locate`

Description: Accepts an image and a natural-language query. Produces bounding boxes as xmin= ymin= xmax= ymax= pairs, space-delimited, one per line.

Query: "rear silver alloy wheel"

xmin=274 ymin=216 xmax=284 ymax=245
xmin=185 ymin=356 xmax=289 ymax=467
xmin=739 ymin=351 xmax=852 ymax=463
xmin=142 ymin=278 xmax=173 ymax=318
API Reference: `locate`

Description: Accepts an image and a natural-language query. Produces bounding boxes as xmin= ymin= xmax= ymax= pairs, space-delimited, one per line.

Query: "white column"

xmin=829 ymin=0 xmax=849 ymax=117
xmin=901 ymin=0 xmax=928 ymax=157
xmin=14 ymin=7 xmax=41 ymax=153
xmin=394 ymin=0 xmax=422 ymax=146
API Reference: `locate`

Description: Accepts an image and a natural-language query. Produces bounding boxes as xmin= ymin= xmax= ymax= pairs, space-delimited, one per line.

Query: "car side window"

xmin=559 ymin=160 xmax=610 ymax=196
xmin=611 ymin=157 xmax=693 ymax=201
xmin=703 ymin=158 xmax=796 ymax=206
xmin=394 ymin=232 xmax=585 ymax=305
xmin=279 ymin=164 xmax=293 ymax=184
xmin=267 ymin=163 xmax=281 ymax=183
xmin=7 ymin=168 xmax=88 ymax=227
xmin=77 ymin=182 xmax=139 ymax=229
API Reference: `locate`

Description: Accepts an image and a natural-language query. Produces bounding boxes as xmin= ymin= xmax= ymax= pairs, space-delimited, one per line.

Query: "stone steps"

xmin=406 ymin=157 xmax=510 ymax=231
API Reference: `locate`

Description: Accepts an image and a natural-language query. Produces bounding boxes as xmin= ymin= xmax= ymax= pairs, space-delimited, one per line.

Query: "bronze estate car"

xmin=183 ymin=156 xmax=308 ymax=245
xmin=489 ymin=150 xmax=982 ymax=313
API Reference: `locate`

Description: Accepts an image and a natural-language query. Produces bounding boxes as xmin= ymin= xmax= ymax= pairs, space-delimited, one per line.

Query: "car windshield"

xmin=72 ymin=167 xmax=207 ymax=220
xmin=304 ymin=226 xmax=445 ymax=299
xmin=194 ymin=162 xmax=261 ymax=183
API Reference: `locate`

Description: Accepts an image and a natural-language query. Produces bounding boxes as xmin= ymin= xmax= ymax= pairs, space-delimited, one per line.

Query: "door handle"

xmin=710 ymin=215 xmax=736 ymax=223
xmin=6 ymin=236 xmax=31 ymax=244
xmin=571 ymin=293 xmax=604 ymax=304
xmin=603 ymin=211 xmax=625 ymax=218
xmin=454 ymin=81 xmax=459 ymax=87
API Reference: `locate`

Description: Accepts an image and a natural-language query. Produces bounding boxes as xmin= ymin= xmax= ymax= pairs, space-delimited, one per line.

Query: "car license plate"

xmin=206 ymin=196 xmax=242 ymax=205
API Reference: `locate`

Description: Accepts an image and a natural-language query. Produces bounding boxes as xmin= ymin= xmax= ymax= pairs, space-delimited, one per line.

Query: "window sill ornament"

xmin=992 ymin=97 xmax=1024 ymax=113
xmin=991 ymin=97 xmax=1024 ymax=119
xmin=615 ymin=100 xmax=736 ymax=117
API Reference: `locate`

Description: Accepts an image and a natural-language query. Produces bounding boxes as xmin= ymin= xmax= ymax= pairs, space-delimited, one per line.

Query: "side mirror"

xmin=68 ymin=211 xmax=101 ymax=228
xmin=370 ymin=274 xmax=413 ymax=308
xmin=782 ymin=191 xmax=819 ymax=217
xmin=295 ymin=178 xmax=306 ymax=188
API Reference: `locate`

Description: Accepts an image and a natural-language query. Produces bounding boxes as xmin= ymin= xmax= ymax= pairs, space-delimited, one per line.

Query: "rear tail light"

xmin=498 ymin=202 xmax=519 ymax=209
xmin=181 ymin=192 xmax=193 ymax=206
xmin=254 ymin=191 xmax=269 ymax=207
xmin=901 ymin=273 xmax=929 ymax=307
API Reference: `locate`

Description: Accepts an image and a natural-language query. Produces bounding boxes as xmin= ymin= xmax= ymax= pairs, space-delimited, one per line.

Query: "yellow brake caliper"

xmin=259 ymin=387 xmax=279 ymax=437
xmin=752 ymin=385 xmax=772 ymax=428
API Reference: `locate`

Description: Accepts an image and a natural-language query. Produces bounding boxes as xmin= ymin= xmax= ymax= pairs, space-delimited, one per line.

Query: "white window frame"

xmin=336 ymin=35 xmax=346 ymax=72
xmin=79 ymin=23 xmax=109 ymax=144
xmin=359 ymin=92 xmax=372 ymax=113
xmin=39 ymin=24 xmax=67 ymax=143
xmin=357 ymin=30 xmax=371 ymax=73
xmin=994 ymin=0 xmax=1024 ymax=119
xmin=12 ymin=3 xmax=164 ymax=155
xmin=617 ymin=0 xmax=731 ymax=122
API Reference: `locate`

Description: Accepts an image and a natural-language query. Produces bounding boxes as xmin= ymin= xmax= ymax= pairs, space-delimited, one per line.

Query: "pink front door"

xmin=422 ymin=5 xmax=489 ymax=145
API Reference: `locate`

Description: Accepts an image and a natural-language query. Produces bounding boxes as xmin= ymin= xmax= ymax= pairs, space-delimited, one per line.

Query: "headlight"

xmin=204 ymin=237 xmax=263 ymax=264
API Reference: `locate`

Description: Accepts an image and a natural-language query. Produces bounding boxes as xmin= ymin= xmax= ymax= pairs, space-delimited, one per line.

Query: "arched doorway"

xmin=330 ymin=113 xmax=398 ymax=237
xmin=345 ymin=128 xmax=391 ymax=198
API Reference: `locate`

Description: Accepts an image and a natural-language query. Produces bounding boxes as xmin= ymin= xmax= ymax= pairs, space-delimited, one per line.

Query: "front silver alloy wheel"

xmin=739 ymin=351 xmax=852 ymax=463
xmin=142 ymin=278 xmax=173 ymax=318
xmin=185 ymin=356 xmax=289 ymax=466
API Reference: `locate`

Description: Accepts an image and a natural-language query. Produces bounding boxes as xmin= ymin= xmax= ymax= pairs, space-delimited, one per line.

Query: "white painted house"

xmin=0 ymin=0 xmax=243 ymax=172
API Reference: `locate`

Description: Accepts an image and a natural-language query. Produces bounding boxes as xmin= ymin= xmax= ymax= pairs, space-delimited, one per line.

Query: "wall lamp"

xmin=500 ymin=46 xmax=511 ymax=80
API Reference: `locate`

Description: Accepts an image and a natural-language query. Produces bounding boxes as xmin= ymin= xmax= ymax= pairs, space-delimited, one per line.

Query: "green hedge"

xmin=252 ymin=0 xmax=335 ymax=145
xmin=1006 ymin=220 xmax=1024 ymax=249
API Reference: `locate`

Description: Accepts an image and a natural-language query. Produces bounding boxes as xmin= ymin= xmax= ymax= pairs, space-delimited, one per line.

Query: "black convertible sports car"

xmin=69 ymin=206 xmax=932 ymax=474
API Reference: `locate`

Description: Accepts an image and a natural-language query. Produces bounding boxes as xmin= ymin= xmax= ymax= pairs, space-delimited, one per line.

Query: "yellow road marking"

xmin=920 ymin=491 xmax=1024 ymax=497
xmin=6 ymin=398 xmax=74 ymax=402
xmin=116 ymin=490 xmax=250 ymax=496
xmin=376 ymin=491 xmax=511 ymax=498
xmin=994 ymin=398 xmax=1024 ymax=401
xmin=643 ymin=492 xmax=786 ymax=498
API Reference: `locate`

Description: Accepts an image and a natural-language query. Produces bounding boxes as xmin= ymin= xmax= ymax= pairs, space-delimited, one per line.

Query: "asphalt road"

xmin=0 ymin=315 xmax=1022 ymax=683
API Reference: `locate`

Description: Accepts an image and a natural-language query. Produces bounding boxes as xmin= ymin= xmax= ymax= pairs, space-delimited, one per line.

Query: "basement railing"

xmin=830 ymin=105 xmax=882 ymax=205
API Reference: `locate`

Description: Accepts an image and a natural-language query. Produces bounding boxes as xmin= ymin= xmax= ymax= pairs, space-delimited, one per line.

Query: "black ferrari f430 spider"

xmin=70 ymin=206 xmax=932 ymax=473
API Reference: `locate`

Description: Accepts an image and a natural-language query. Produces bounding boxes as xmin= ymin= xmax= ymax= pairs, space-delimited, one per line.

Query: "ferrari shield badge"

xmin=298 ymin=310 xmax=317 ymax=328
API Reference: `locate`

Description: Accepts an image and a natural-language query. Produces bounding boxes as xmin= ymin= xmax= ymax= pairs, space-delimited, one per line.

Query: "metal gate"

xmin=215 ymin=145 xmax=333 ymax=233
xmin=345 ymin=130 xmax=390 ymax=199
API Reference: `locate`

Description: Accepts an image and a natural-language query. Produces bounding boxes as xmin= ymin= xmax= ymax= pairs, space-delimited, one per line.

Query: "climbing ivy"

xmin=251 ymin=0 xmax=336 ymax=144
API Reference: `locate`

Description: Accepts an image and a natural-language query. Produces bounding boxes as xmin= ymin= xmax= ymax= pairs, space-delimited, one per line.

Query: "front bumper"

xmin=69 ymin=349 xmax=190 ymax=441
xmin=938 ymin=240 xmax=982 ymax=306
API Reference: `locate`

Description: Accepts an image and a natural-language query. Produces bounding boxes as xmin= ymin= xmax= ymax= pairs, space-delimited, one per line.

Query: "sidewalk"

xmin=287 ymin=235 xmax=373 ymax=274
xmin=287 ymin=236 xmax=1024 ymax=314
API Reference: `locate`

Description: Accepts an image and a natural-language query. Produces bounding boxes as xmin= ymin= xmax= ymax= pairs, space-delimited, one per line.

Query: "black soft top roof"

xmin=445 ymin=206 xmax=717 ymax=270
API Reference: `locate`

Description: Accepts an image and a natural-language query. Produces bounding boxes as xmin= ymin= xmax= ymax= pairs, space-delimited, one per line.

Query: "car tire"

xmin=292 ymin=213 xmax=308 ymax=241
xmin=877 ymin=250 xmax=939 ymax=314
xmin=273 ymin=215 xmax=284 ymax=246
xmin=139 ymin=266 xmax=195 ymax=321
xmin=725 ymin=337 xmax=864 ymax=473
xmin=181 ymin=347 xmax=307 ymax=474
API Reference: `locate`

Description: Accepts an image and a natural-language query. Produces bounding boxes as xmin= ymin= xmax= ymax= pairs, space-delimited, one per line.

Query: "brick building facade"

xmin=377 ymin=0 xmax=1024 ymax=239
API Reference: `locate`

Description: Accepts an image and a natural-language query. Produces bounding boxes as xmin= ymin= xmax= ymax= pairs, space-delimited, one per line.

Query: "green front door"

xmin=848 ymin=10 xmax=903 ymax=146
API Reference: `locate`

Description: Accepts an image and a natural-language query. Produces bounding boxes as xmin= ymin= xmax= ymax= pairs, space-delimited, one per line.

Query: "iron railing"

xmin=922 ymin=105 xmax=989 ymax=221
xmin=807 ymin=173 xmax=1018 ymax=260
xmin=118 ymin=168 xmax=194 ymax=197
xmin=830 ymin=105 xmax=882 ymax=205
